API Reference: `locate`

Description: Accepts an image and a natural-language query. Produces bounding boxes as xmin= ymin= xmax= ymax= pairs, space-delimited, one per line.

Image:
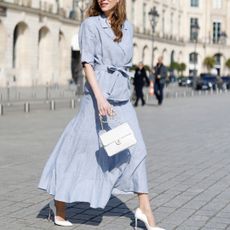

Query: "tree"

xmin=168 ymin=61 xmax=179 ymax=77
xmin=130 ymin=64 xmax=137 ymax=72
xmin=178 ymin=63 xmax=186 ymax=76
xmin=203 ymin=56 xmax=215 ymax=73
xmin=170 ymin=61 xmax=179 ymax=72
xmin=144 ymin=65 xmax=150 ymax=72
xmin=169 ymin=62 xmax=186 ymax=77
xmin=225 ymin=58 xmax=230 ymax=73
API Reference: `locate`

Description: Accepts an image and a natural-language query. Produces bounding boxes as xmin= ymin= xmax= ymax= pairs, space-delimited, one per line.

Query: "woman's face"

xmin=97 ymin=0 xmax=119 ymax=15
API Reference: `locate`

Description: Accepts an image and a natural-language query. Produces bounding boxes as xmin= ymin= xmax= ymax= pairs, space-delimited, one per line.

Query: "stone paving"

xmin=0 ymin=93 xmax=230 ymax=230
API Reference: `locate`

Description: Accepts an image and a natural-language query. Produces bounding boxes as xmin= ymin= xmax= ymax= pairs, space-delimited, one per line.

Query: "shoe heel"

xmin=48 ymin=208 xmax=51 ymax=222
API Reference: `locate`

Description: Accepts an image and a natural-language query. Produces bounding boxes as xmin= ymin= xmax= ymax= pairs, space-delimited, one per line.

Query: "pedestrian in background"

xmin=38 ymin=0 xmax=165 ymax=229
xmin=154 ymin=56 xmax=167 ymax=105
xmin=133 ymin=62 xmax=150 ymax=107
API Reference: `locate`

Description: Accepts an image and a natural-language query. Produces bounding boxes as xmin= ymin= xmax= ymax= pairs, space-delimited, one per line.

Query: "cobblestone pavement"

xmin=0 ymin=93 xmax=230 ymax=230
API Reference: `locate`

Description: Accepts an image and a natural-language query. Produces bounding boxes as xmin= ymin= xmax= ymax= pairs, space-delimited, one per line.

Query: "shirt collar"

xmin=99 ymin=14 xmax=128 ymax=30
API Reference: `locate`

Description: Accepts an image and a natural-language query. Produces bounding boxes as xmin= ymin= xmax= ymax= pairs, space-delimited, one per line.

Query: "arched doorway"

xmin=170 ymin=50 xmax=175 ymax=65
xmin=0 ymin=21 xmax=6 ymax=69
xmin=142 ymin=45 xmax=150 ymax=67
xmin=133 ymin=43 xmax=139 ymax=66
xmin=178 ymin=51 xmax=183 ymax=63
xmin=214 ymin=53 xmax=226 ymax=76
xmin=162 ymin=48 xmax=168 ymax=63
xmin=189 ymin=52 xmax=199 ymax=76
xmin=0 ymin=21 xmax=7 ymax=86
xmin=59 ymin=30 xmax=70 ymax=84
xmin=13 ymin=22 xmax=30 ymax=85
xmin=152 ymin=47 xmax=158 ymax=67
xmin=71 ymin=31 xmax=84 ymax=93
xmin=38 ymin=26 xmax=53 ymax=85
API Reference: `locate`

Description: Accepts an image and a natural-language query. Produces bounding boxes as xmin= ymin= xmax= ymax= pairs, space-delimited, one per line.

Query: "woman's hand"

xmin=82 ymin=63 xmax=114 ymax=116
xmin=96 ymin=95 xmax=114 ymax=117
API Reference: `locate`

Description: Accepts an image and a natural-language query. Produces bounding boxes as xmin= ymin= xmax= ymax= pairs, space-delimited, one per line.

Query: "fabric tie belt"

xmin=94 ymin=65 xmax=133 ymax=78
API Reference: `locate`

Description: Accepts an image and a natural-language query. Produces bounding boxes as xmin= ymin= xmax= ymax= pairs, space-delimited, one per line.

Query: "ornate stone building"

xmin=130 ymin=0 xmax=230 ymax=76
xmin=0 ymin=0 xmax=230 ymax=87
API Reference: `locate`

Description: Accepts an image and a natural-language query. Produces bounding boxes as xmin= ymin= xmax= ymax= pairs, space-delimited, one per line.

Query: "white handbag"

xmin=99 ymin=117 xmax=137 ymax=157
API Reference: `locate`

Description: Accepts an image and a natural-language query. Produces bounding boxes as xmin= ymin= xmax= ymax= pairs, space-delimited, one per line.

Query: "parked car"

xmin=196 ymin=74 xmax=223 ymax=90
xmin=178 ymin=76 xmax=193 ymax=87
xmin=196 ymin=77 xmax=213 ymax=90
xmin=221 ymin=76 xmax=230 ymax=90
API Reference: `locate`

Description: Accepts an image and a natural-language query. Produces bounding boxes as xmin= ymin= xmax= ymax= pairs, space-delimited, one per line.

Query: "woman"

xmin=133 ymin=62 xmax=150 ymax=107
xmin=38 ymin=0 xmax=165 ymax=229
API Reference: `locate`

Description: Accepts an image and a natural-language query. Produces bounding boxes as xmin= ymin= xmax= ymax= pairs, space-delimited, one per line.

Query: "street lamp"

xmin=191 ymin=21 xmax=200 ymax=89
xmin=76 ymin=0 xmax=90 ymax=21
xmin=148 ymin=6 xmax=159 ymax=69
xmin=217 ymin=31 xmax=227 ymax=76
xmin=69 ymin=0 xmax=90 ymax=21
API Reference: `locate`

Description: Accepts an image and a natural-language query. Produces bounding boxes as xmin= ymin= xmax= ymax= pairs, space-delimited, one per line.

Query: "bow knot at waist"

xmin=94 ymin=64 xmax=133 ymax=78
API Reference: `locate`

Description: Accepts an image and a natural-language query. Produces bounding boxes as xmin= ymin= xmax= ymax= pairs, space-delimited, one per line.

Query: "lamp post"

xmin=218 ymin=31 xmax=227 ymax=76
xmin=191 ymin=22 xmax=200 ymax=89
xmin=70 ymin=0 xmax=90 ymax=21
xmin=148 ymin=6 xmax=159 ymax=70
xmin=76 ymin=0 xmax=90 ymax=21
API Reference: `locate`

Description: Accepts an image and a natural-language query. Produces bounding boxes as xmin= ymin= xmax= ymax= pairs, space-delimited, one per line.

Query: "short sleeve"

xmin=78 ymin=19 xmax=96 ymax=66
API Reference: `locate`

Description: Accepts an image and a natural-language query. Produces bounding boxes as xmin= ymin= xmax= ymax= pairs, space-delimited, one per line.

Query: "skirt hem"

xmin=38 ymin=186 xmax=148 ymax=209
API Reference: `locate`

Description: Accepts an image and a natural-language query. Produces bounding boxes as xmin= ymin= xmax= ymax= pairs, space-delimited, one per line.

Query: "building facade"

xmin=0 ymin=0 xmax=230 ymax=87
xmin=130 ymin=0 xmax=230 ymax=76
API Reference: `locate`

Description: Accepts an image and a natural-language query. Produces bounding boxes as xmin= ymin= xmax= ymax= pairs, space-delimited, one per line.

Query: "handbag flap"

xmin=99 ymin=123 xmax=134 ymax=146
xmin=104 ymin=134 xmax=137 ymax=156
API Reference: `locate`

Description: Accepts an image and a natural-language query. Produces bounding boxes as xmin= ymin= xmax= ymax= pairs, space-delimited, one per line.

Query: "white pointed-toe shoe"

xmin=134 ymin=208 xmax=165 ymax=230
xmin=48 ymin=200 xmax=73 ymax=227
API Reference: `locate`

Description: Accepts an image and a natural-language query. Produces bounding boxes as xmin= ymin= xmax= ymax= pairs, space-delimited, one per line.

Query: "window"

xmin=189 ymin=52 xmax=198 ymax=64
xmin=190 ymin=18 xmax=199 ymax=41
xmin=213 ymin=22 xmax=221 ymax=43
xmin=178 ymin=15 xmax=181 ymax=39
xmin=162 ymin=10 xmax=165 ymax=37
xmin=170 ymin=12 xmax=174 ymax=38
xmin=131 ymin=0 xmax=135 ymax=23
xmin=189 ymin=52 xmax=198 ymax=76
xmin=214 ymin=54 xmax=221 ymax=65
xmin=213 ymin=0 xmax=222 ymax=9
xmin=191 ymin=0 xmax=199 ymax=7
xmin=143 ymin=3 xmax=147 ymax=33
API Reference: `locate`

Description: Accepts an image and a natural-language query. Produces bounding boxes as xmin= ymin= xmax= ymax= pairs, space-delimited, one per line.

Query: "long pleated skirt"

xmin=38 ymin=94 xmax=148 ymax=209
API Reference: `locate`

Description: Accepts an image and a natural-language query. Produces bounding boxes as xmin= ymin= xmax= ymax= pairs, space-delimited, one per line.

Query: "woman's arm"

xmin=83 ymin=63 xmax=113 ymax=116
